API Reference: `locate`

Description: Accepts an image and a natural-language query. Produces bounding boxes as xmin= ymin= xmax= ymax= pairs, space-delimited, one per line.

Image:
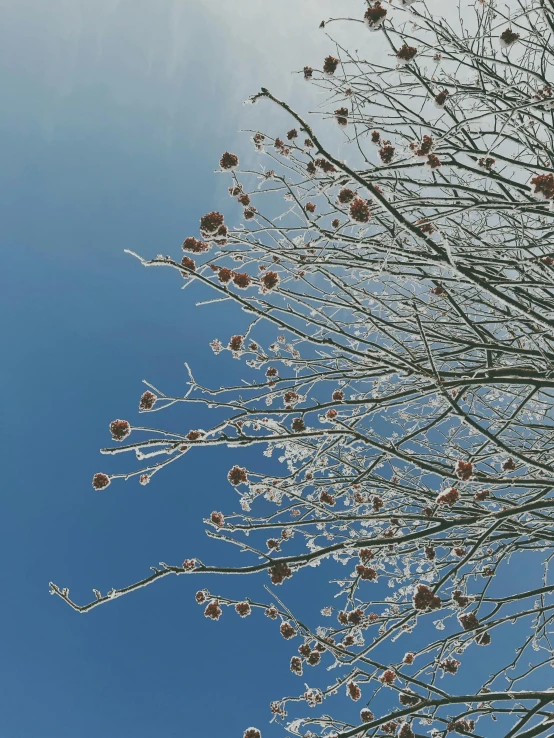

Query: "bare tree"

xmin=51 ymin=1 xmax=554 ymax=737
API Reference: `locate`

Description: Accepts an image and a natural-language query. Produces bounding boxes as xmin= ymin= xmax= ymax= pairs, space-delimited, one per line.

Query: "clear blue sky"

xmin=0 ymin=2 xmax=520 ymax=736
xmin=0 ymin=2 xmax=348 ymax=736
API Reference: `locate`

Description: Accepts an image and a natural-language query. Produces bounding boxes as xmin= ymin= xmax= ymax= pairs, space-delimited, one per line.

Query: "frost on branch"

xmin=55 ymin=2 xmax=554 ymax=738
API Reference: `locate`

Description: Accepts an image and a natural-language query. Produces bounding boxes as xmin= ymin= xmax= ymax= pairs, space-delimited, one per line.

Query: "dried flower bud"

xmin=235 ymin=601 xmax=251 ymax=617
xmin=228 ymin=466 xmax=248 ymax=485
xmin=398 ymin=725 xmax=415 ymax=738
xmin=290 ymin=656 xmax=303 ymax=674
xmin=475 ymin=632 xmax=491 ymax=646
xmin=413 ymin=584 xmax=441 ymax=611
xmin=335 ymin=107 xmax=348 ymax=126
xmin=181 ymin=256 xmax=196 ymax=272
xmin=307 ymin=650 xmax=320 ymax=666
xmin=139 ymin=391 xmax=156 ymax=410
xmin=502 ymin=457 xmax=516 ymax=472
xmin=270 ymin=562 xmax=293 ymax=585
xmin=364 ymin=3 xmax=387 ymax=30
xmin=439 ymin=658 xmax=460 ymax=674
xmin=356 ymin=565 xmax=377 ymax=581
xmin=379 ymin=669 xmax=396 ymax=686
xmin=280 ymin=622 xmax=296 ymax=639
xmin=459 ymin=612 xmax=480 ymax=630
xmin=474 ymin=488 xmax=490 ymax=502
xmin=110 ymin=419 xmax=130 ymax=441
xmin=292 ymin=418 xmax=306 ymax=433
xmin=229 ymin=335 xmax=244 ymax=352
xmin=200 ymin=211 xmax=224 ymax=236
xmin=210 ymin=511 xmax=224 ymax=528
xmin=233 ymin=272 xmax=252 ymax=290
xmin=478 ymin=156 xmax=496 ymax=171
xmin=323 ymin=55 xmax=340 ymax=75
xmin=315 ymin=158 xmax=337 ymax=173
xmin=204 ymin=599 xmax=222 ymax=620
xmin=319 ymin=490 xmax=336 ymax=506
xmin=396 ymin=43 xmax=417 ymax=63
xmin=182 ymin=236 xmax=210 ymax=253
xmin=426 ymin=154 xmax=442 ymax=169
xmin=434 ymin=89 xmax=449 ymax=107
xmin=455 ymin=460 xmax=473 ymax=480
xmin=452 ymin=589 xmax=470 ymax=607
xmin=216 ymin=267 xmax=233 ymax=285
xmin=413 ymin=135 xmax=434 ymax=157
xmin=379 ymin=143 xmax=395 ymax=164
xmin=500 ymin=28 xmax=520 ymax=47
xmin=399 ymin=689 xmax=419 ymax=706
xmin=253 ymin=132 xmax=265 ymax=151
xmin=92 ymin=473 xmax=110 ymax=490
xmin=419 ymin=220 xmax=436 ymax=235
xmin=350 ymin=198 xmax=371 ymax=223
xmin=347 ymin=682 xmax=361 ymax=701
xmin=436 ymin=487 xmax=460 ymax=506
xmin=220 ymin=152 xmax=238 ymax=170
xmin=348 ymin=608 xmax=364 ymax=625
xmin=338 ymin=187 xmax=356 ymax=205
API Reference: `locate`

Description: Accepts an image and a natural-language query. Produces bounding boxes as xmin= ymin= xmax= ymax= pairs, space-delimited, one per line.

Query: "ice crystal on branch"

xmin=61 ymin=4 xmax=554 ymax=738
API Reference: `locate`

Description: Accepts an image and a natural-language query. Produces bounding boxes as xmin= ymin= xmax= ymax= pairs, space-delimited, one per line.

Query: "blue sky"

xmin=0 ymin=1 xmax=352 ymax=736
xmin=0 ymin=1 xmax=522 ymax=736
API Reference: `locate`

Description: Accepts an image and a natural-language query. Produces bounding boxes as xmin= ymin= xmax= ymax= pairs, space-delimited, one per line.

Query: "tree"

xmin=51 ymin=1 xmax=554 ymax=737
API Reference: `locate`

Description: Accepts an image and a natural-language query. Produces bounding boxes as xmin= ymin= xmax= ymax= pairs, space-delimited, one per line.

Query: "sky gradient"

xmin=1 ymin=2 xmax=355 ymax=736
xmin=1 ymin=2 xmax=506 ymax=737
